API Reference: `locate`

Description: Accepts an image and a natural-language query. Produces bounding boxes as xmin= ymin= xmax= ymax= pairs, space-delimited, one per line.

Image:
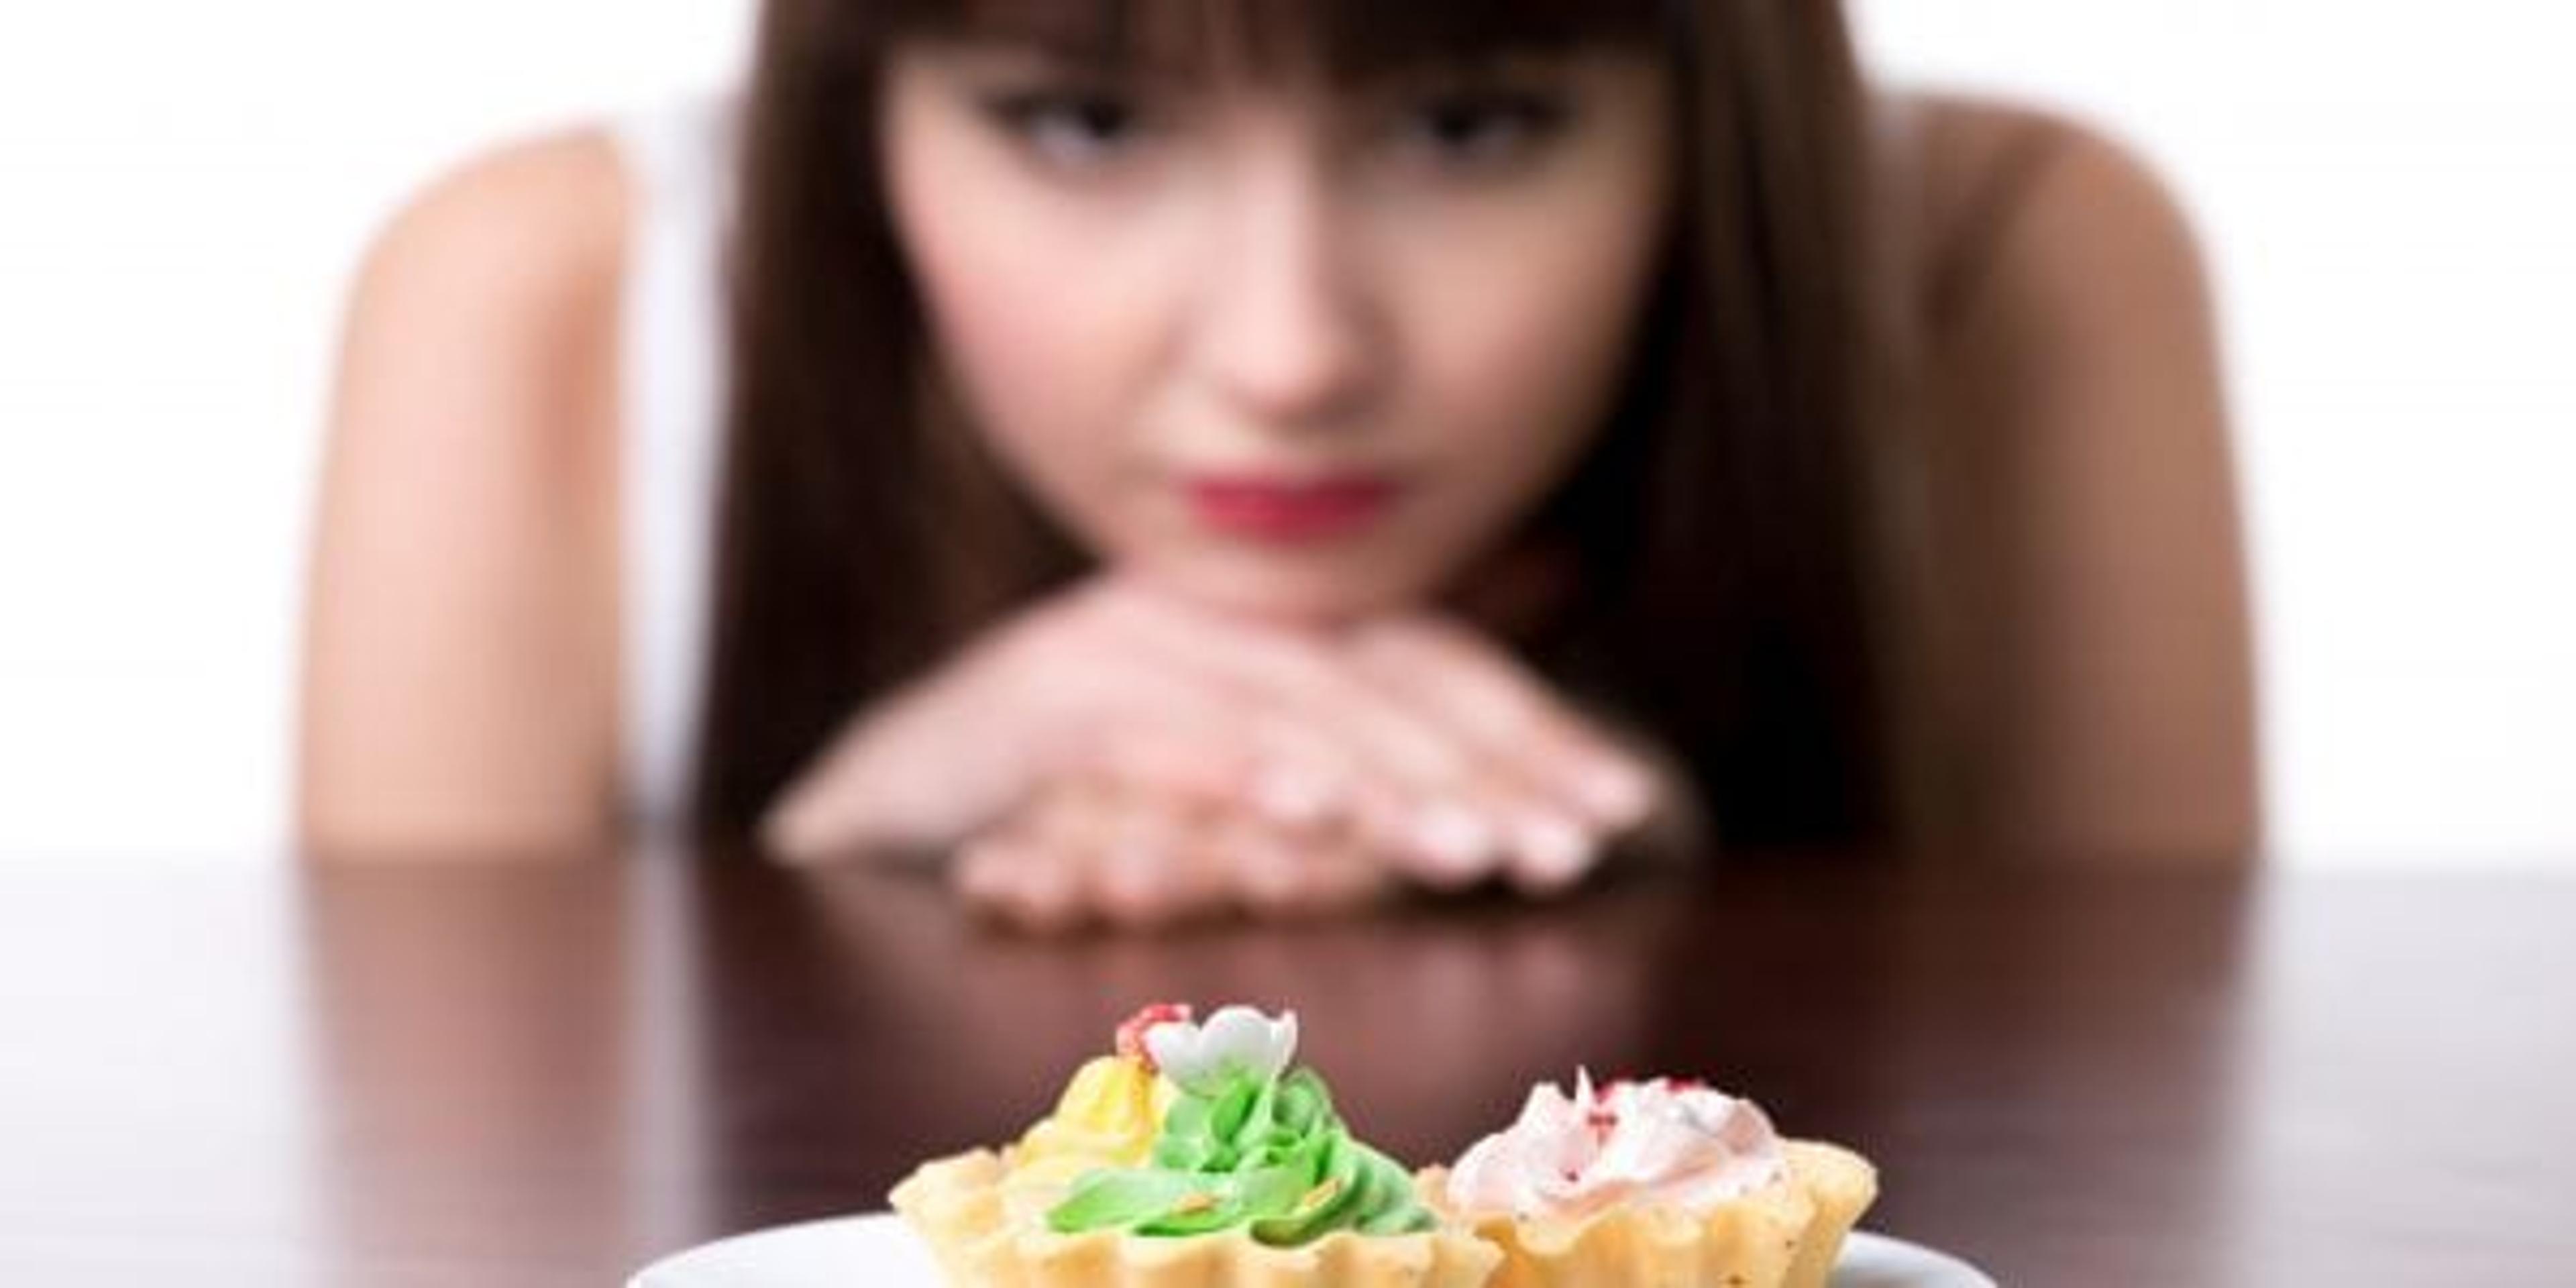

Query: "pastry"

xmin=1427 ymin=1072 xmax=1876 ymax=1288
xmin=893 ymin=1003 xmax=1501 ymax=1288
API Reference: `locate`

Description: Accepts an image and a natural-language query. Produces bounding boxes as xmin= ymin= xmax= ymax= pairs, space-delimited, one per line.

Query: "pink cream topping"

xmin=1445 ymin=1072 xmax=1788 ymax=1220
xmin=1115 ymin=1003 xmax=1195 ymax=1071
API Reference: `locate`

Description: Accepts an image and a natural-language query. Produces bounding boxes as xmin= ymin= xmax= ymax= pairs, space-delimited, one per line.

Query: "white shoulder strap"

xmin=610 ymin=91 xmax=741 ymax=830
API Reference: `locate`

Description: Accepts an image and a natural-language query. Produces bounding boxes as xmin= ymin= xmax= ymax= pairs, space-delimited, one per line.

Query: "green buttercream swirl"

xmin=1044 ymin=1066 xmax=1434 ymax=1246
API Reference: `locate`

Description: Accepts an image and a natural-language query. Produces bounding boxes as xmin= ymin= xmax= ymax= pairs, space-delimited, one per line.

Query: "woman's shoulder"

xmin=1869 ymin=95 xmax=2257 ymax=862
xmin=1884 ymin=90 xmax=2211 ymax=338
xmin=350 ymin=124 xmax=631 ymax=382
xmin=329 ymin=123 xmax=639 ymax=507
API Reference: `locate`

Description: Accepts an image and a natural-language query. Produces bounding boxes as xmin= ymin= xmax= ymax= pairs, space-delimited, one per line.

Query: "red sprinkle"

xmin=1116 ymin=1003 xmax=1194 ymax=1069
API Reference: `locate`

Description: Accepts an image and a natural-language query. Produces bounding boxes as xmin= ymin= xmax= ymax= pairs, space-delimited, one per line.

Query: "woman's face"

xmin=883 ymin=28 xmax=1674 ymax=624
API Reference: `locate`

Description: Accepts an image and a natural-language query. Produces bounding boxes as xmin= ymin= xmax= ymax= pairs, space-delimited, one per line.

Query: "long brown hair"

xmin=697 ymin=0 xmax=1893 ymax=851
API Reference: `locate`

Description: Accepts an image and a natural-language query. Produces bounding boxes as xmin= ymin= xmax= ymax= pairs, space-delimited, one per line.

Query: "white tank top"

xmin=606 ymin=91 xmax=741 ymax=830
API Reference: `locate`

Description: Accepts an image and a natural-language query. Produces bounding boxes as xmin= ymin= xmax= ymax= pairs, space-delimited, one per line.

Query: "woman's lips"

xmin=1184 ymin=472 xmax=1405 ymax=543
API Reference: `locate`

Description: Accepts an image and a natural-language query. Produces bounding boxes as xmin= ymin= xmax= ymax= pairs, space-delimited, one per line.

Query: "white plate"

xmin=631 ymin=1212 xmax=1996 ymax=1287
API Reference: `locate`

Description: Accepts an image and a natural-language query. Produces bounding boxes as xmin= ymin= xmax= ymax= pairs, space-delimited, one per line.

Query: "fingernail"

xmin=1515 ymin=812 xmax=1597 ymax=886
xmin=1236 ymin=843 xmax=1301 ymax=900
xmin=1251 ymin=766 xmax=1342 ymax=827
xmin=1411 ymin=802 xmax=1499 ymax=876
xmin=1575 ymin=761 xmax=1657 ymax=828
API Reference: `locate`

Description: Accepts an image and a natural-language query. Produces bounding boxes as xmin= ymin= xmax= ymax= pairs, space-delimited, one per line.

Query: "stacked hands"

xmin=762 ymin=578 xmax=1666 ymax=930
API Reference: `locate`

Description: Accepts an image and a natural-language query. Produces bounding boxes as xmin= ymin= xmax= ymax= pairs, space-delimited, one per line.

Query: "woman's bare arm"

xmin=299 ymin=131 xmax=628 ymax=859
xmin=1920 ymin=103 xmax=2262 ymax=864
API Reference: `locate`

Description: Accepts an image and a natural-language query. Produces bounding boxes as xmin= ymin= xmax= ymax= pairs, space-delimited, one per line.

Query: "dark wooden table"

xmin=1 ymin=855 xmax=2569 ymax=1286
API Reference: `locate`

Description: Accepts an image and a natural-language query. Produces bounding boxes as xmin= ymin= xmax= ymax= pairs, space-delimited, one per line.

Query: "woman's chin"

xmin=1126 ymin=549 xmax=1439 ymax=629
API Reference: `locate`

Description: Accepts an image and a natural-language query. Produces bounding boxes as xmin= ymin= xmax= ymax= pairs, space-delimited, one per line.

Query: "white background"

xmin=0 ymin=1 xmax=2568 ymax=866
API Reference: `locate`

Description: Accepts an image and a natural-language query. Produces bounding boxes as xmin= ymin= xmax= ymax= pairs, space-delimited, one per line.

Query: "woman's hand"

xmin=954 ymin=771 xmax=1393 ymax=933
xmin=762 ymin=576 xmax=1662 ymax=894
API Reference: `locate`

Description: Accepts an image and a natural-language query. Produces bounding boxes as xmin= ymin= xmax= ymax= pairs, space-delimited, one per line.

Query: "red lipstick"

xmin=1185 ymin=473 xmax=1403 ymax=543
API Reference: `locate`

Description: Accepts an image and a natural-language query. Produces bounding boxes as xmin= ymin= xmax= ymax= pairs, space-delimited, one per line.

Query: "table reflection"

xmin=292 ymin=856 xmax=2263 ymax=1284
xmin=297 ymin=858 xmax=712 ymax=1284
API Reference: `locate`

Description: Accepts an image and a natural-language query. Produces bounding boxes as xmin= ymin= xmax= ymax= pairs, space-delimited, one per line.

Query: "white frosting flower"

xmin=1142 ymin=1005 xmax=1300 ymax=1095
xmin=1446 ymin=1071 xmax=1787 ymax=1220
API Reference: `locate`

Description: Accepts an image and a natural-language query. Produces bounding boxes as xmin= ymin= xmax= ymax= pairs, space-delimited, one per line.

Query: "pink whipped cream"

xmin=1445 ymin=1072 xmax=1787 ymax=1220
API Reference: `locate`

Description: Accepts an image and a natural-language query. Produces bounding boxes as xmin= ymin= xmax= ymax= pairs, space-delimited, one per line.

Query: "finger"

xmin=1501 ymin=814 xmax=1597 ymax=897
xmin=957 ymin=833 xmax=1087 ymax=934
xmin=1112 ymin=590 xmax=1586 ymax=895
xmin=758 ymin=641 xmax=1171 ymax=866
xmin=957 ymin=835 xmax=1028 ymax=912
xmin=1404 ymin=760 xmax=1599 ymax=897
xmin=1349 ymin=619 xmax=1660 ymax=831
xmin=1294 ymin=826 xmax=1402 ymax=913
xmin=1083 ymin=783 xmax=1236 ymax=930
xmin=963 ymin=777 xmax=1122 ymax=932
xmin=1340 ymin=623 xmax=1636 ymax=894
xmin=1118 ymin=594 xmax=1475 ymax=782
xmin=1213 ymin=814 xmax=1391 ymax=918
xmin=1022 ymin=607 xmax=1371 ymax=834
xmin=1085 ymin=723 xmax=1357 ymax=835
xmin=1207 ymin=810 xmax=1315 ymax=916
xmin=1097 ymin=593 xmax=1514 ymax=885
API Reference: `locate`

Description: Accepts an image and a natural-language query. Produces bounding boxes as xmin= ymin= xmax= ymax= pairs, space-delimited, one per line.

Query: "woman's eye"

xmin=979 ymin=89 xmax=1150 ymax=170
xmin=1395 ymin=88 xmax=1573 ymax=170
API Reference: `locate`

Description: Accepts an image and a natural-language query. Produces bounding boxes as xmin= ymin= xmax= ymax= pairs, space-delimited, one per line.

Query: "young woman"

xmin=301 ymin=0 xmax=2257 ymax=926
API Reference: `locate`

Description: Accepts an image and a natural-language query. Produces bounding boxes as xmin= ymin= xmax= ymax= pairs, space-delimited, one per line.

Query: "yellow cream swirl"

xmin=999 ymin=1055 xmax=1175 ymax=1221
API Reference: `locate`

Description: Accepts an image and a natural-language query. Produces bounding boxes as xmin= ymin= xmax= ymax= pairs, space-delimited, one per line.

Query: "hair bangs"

xmin=873 ymin=0 xmax=1672 ymax=78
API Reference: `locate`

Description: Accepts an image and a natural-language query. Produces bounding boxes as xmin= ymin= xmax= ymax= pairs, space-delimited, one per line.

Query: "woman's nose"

xmin=1189 ymin=149 xmax=1387 ymax=432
